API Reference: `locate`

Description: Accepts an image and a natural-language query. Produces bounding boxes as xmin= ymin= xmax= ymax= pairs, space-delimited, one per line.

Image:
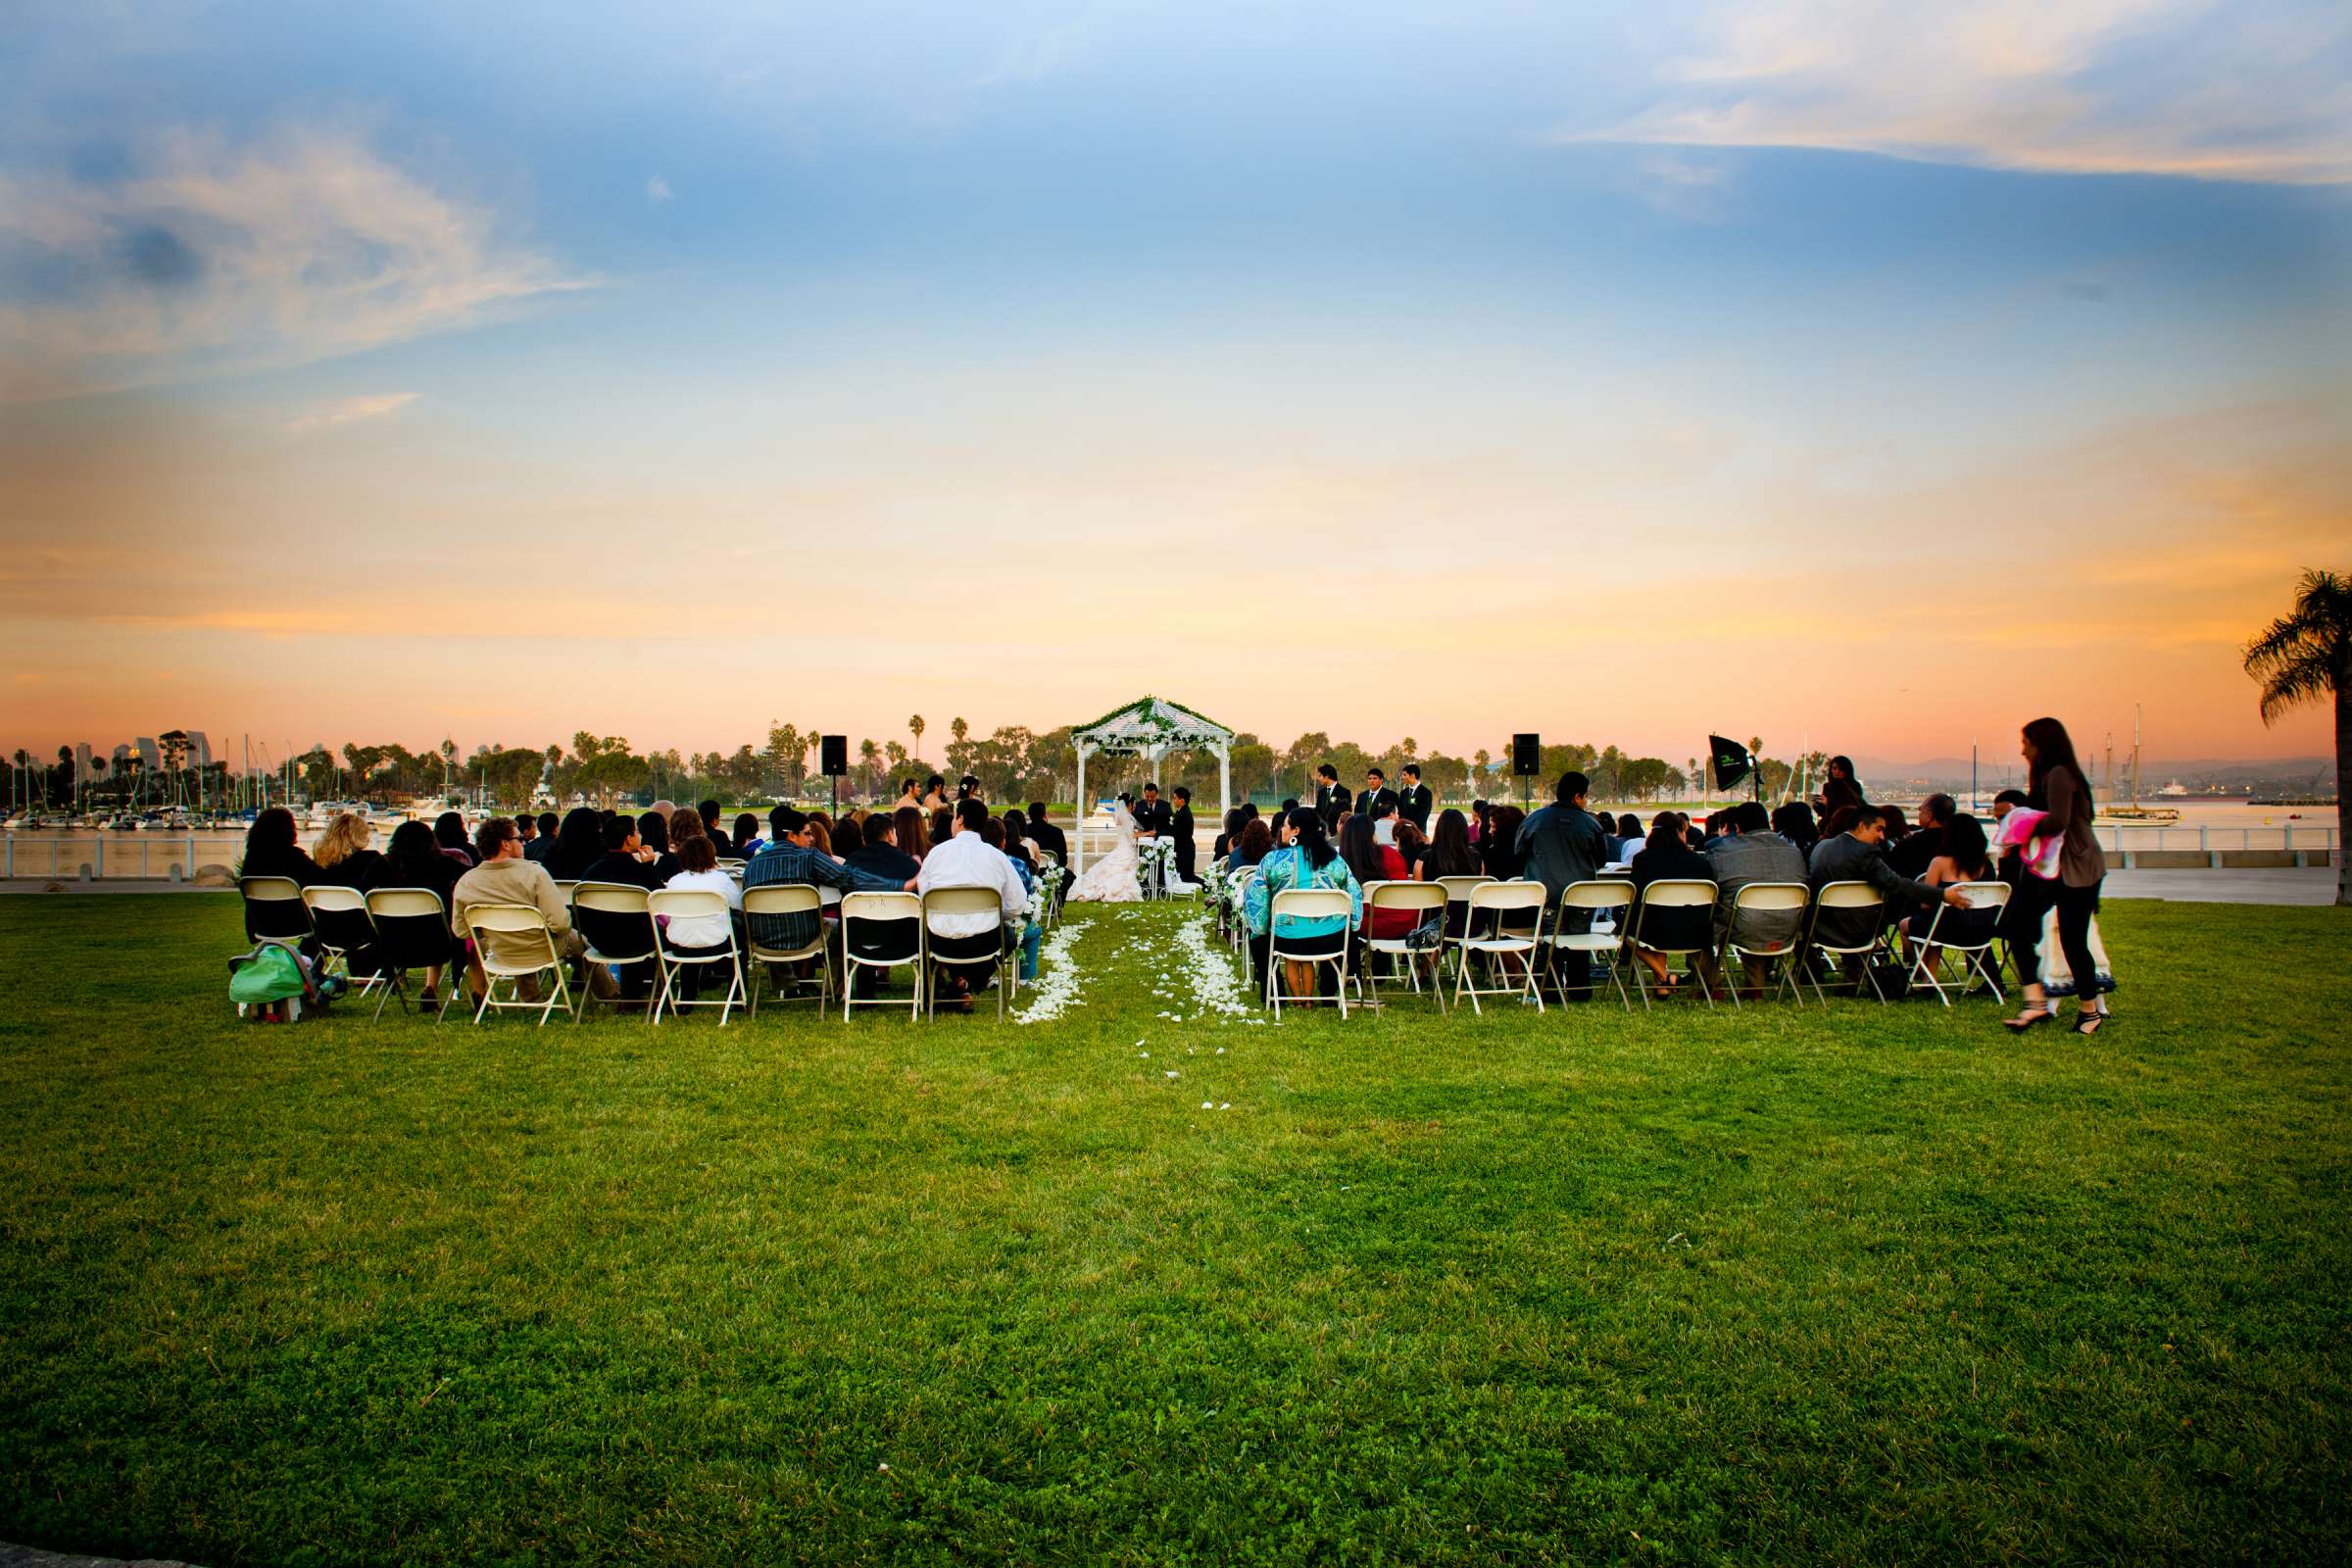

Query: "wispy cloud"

xmin=284 ymin=392 xmax=419 ymax=434
xmin=646 ymin=173 xmax=674 ymax=202
xmin=1560 ymin=0 xmax=2352 ymax=184
xmin=0 ymin=128 xmax=594 ymax=403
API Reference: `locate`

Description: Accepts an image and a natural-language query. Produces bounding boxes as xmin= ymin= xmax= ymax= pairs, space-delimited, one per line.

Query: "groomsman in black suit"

xmin=1360 ymin=766 xmax=1400 ymax=823
xmin=1024 ymin=802 xmax=1070 ymax=911
xmin=1314 ymin=764 xmax=1350 ymax=830
xmin=1398 ymin=764 xmax=1433 ymax=831
xmin=1170 ymin=786 xmax=1197 ymax=883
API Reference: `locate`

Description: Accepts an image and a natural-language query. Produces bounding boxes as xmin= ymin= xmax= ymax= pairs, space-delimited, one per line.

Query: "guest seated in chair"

xmin=661 ymin=834 xmax=743 ymax=1001
xmin=451 ymin=816 xmax=615 ymax=1004
xmin=915 ymin=800 xmax=1031 ymax=1009
xmin=1703 ymin=801 xmax=1807 ymax=995
xmin=1624 ymin=813 xmax=1717 ymax=997
xmin=1242 ymin=809 xmax=1363 ymax=998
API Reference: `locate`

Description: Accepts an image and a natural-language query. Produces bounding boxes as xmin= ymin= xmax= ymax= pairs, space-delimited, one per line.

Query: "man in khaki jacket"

xmin=452 ymin=816 xmax=615 ymax=1001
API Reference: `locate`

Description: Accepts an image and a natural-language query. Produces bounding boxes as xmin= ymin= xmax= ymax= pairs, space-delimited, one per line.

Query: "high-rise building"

xmin=186 ymin=731 xmax=212 ymax=771
xmin=136 ymin=737 xmax=160 ymax=772
xmin=74 ymin=743 xmax=93 ymax=784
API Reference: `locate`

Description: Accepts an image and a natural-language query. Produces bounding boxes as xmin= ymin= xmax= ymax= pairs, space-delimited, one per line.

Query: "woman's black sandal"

xmin=2002 ymin=1008 xmax=2052 ymax=1033
xmin=2074 ymin=1010 xmax=2106 ymax=1035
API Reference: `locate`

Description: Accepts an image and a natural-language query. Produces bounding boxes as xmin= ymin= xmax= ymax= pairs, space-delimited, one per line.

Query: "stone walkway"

xmin=0 ymin=1544 xmax=194 ymax=1568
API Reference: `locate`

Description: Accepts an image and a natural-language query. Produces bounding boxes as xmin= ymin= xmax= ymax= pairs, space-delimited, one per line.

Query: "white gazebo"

xmin=1069 ymin=696 xmax=1235 ymax=873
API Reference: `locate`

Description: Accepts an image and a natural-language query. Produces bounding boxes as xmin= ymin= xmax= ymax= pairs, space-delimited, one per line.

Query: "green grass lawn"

xmin=1 ymin=894 xmax=2346 ymax=1565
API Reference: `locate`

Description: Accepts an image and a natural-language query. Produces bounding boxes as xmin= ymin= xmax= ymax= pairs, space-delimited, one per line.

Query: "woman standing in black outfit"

xmin=2002 ymin=717 xmax=2111 ymax=1035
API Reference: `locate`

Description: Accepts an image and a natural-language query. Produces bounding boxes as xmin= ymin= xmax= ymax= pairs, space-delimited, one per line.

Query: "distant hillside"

xmin=1851 ymin=756 xmax=2333 ymax=795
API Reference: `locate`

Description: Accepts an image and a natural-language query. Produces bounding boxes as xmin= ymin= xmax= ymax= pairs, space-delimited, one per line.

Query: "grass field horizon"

xmin=3 ymin=894 xmax=2346 ymax=1564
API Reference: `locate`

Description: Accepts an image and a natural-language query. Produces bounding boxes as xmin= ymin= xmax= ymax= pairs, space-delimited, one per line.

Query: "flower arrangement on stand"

xmin=1035 ymin=860 xmax=1065 ymax=927
xmin=1136 ymin=838 xmax=1177 ymax=899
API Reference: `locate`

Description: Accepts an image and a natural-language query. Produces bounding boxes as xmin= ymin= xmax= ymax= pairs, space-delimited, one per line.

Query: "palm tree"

xmin=2243 ymin=568 xmax=2352 ymax=906
xmin=908 ymin=714 xmax=926 ymax=762
xmin=951 ymin=716 xmax=969 ymax=751
xmin=858 ymin=738 xmax=880 ymax=797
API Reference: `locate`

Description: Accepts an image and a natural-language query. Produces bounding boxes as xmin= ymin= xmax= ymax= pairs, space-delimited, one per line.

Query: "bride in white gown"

xmin=1067 ymin=801 xmax=1143 ymax=904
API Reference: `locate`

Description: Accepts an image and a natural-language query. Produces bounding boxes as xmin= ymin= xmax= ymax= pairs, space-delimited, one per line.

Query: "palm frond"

xmin=2255 ymin=654 xmax=2335 ymax=726
xmin=2244 ymin=569 xmax=2352 ymax=724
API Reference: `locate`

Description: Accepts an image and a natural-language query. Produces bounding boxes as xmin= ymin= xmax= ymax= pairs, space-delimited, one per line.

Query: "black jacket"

xmin=581 ymin=852 xmax=663 ymax=890
xmin=1133 ymin=799 xmax=1174 ymax=837
xmin=1399 ymin=784 xmax=1433 ymax=830
xmin=1026 ymin=817 xmax=1068 ymax=864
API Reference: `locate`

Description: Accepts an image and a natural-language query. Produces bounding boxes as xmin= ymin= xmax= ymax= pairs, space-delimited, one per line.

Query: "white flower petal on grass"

xmin=1172 ymin=913 xmax=1256 ymax=1018
xmin=1220 ymin=1102 xmax=1232 ymax=1111
xmin=1012 ymin=918 xmax=1093 ymax=1023
xmin=1202 ymin=1101 xmax=1214 ymax=1109
xmin=1164 ymin=1070 xmax=1179 ymax=1078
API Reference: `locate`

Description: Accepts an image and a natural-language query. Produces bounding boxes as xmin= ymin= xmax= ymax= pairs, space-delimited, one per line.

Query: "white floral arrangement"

xmin=1012 ymin=917 xmax=1092 ymax=1024
xmin=1136 ymin=836 xmax=1177 ymax=895
xmin=1202 ymin=861 xmax=1228 ymax=920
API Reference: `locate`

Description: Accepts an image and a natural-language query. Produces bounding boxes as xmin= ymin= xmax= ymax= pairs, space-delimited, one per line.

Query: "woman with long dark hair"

xmin=432 ymin=810 xmax=474 ymax=868
xmin=894 ymin=805 xmax=931 ymax=861
xmin=240 ymin=806 xmax=319 ymax=885
xmin=373 ymin=819 xmax=464 ymax=1003
xmin=1416 ymin=808 xmax=1481 ymax=881
xmin=1340 ymin=813 xmax=1412 ymax=942
xmin=2002 ymin=717 xmax=2110 ymax=1034
xmin=731 ymin=811 xmax=764 ymax=857
xmin=547 ymin=808 xmax=606 ymax=881
xmin=1770 ymin=801 xmax=1819 ymax=859
xmin=1813 ymin=756 xmax=1866 ymax=818
xmin=1242 ymin=808 xmax=1364 ymax=996
xmin=1481 ymin=805 xmax=1527 ymax=880
xmin=1227 ymin=816 xmax=1273 ymax=870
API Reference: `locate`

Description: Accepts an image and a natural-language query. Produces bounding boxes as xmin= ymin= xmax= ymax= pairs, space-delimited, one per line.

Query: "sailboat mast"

xmin=2131 ymin=706 xmax=2143 ymax=810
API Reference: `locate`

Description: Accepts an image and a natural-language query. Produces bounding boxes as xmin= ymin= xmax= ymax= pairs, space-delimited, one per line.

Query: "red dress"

xmin=1364 ymin=846 xmax=1417 ymax=939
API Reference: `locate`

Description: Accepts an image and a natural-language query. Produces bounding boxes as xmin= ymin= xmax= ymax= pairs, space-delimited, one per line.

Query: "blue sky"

xmin=3 ymin=1 xmax=2347 ymax=760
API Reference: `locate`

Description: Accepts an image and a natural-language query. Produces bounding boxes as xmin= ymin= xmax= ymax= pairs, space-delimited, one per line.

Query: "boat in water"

xmin=2095 ymin=706 xmax=2180 ymax=824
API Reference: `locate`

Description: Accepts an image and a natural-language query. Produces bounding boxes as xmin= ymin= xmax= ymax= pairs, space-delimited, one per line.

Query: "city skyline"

xmin=4 ymin=2 xmax=2347 ymax=762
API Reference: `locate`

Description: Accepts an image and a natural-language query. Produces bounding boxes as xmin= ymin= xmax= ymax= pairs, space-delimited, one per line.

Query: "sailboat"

xmin=2097 ymin=705 xmax=2180 ymax=823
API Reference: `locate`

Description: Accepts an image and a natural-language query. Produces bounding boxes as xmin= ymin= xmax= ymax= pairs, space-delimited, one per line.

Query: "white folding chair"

xmin=742 ymin=884 xmax=833 ymax=1015
xmin=1435 ymin=874 xmax=1495 ymax=981
xmin=1264 ymin=887 xmax=1354 ymax=1021
xmin=647 ymin=888 xmax=745 ymax=1024
xmin=363 ymin=887 xmax=457 ymax=1022
xmin=1357 ymin=881 xmax=1448 ymax=1012
xmin=1449 ymin=881 xmax=1545 ymax=1014
xmin=1788 ymin=880 xmax=1891 ymax=1004
xmin=841 ymin=891 xmax=923 ymax=1021
xmin=239 ymin=875 xmax=313 ymax=951
xmin=921 ymin=885 xmax=1015 ymax=1020
xmin=301 ymin=885 xmax=388 ymax=1003
xmin=1226 ymin=866 xmax=1258 ymax=945
xmin=1904 ymin=879 xmax=2012 ymax=1006
xmin=717 ymin=858 xmax=747 ymax=875
xmin=551 ymin=880 xmax=581 ymax=904
xmin=571 ymin=881 xmax=657 ymax=1020
xmin=1624 ymin=878 xmax=1720 ymax=1010
xmin=1539 ymin=880 xmax=1636 ymax=1011
xmin=461 ymin=902 xmax=573 ymax=1026
xmin=1716 ymin=881 xmax=1812 ymax=1009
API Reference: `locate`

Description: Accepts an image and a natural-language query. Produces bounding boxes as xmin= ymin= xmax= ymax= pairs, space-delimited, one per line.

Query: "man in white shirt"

xmin=915 ymin=799 xmax=1032 ymax=1007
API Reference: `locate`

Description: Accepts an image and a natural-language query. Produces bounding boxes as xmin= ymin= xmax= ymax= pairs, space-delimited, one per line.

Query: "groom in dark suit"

xmin=1170 ymin=786 xmax=1197 ymax=883
xmin=1132 ymin=781 xmax=1174 ymax=841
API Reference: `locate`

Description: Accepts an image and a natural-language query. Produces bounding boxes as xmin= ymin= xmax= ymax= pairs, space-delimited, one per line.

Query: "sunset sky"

xmin=4 ymin=0 xmax=2347 ymax=767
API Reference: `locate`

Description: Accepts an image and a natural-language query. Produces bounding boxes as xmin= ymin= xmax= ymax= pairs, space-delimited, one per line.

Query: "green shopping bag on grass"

xmin=229 ymin=943 xmax=311 ymax=1006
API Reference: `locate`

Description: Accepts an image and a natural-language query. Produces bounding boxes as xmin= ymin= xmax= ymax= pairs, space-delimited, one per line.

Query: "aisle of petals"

xmin=1010 ymin=917 xmax=1094 ymax=1024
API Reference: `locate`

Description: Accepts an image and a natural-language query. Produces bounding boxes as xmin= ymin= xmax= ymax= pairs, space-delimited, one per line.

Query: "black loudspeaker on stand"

xmin=820 ymin=734 xmax=848 ymax=811
xmin=1511 ymin=733 xmax=1540 ymax=808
